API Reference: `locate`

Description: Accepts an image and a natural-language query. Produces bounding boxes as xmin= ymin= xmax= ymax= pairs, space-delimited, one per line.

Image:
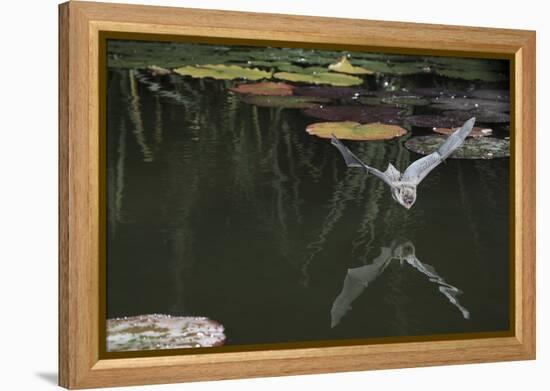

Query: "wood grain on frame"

xmin=59 ymin=1 xmax=536 ymax=388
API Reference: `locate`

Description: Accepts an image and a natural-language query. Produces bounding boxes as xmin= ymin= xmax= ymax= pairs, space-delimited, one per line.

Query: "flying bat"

xmin=330 ymin=117 xmax=476 ymax=209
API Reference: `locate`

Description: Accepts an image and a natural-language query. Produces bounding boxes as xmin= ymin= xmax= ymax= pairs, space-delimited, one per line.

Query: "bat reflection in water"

xmin=330 ymin=239 xmax=470 ymax=328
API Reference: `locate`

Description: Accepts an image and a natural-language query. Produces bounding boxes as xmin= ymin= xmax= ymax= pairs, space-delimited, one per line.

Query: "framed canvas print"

xmin=58 ymin=1 xmax=536 ymax=389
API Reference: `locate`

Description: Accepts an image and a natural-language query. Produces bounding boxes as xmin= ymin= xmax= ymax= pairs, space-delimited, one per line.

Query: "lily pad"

xmin=405 ymin=136 xmax=509 ymax=159
xmin=430 ymin=97 xmax=509 ymax=112
xmin=147 ymin=65 xmax=172 ymax=76
xmin=239 ymin=94 xmax=329 ymax=109
xmin=293 ymin=86 xmax=370 ymax=99
xmin=470 ymin=89 xmax=509 ymax=101
xmin=229 ymin=82 xmax=294 ymax=96
xmin=306 ymin=121 xmax=407 ymax=140
xmin=273 ymin=71 xmax=363 ymax=87
xmin=174 ymin=64 xmax=271 ymax=81
xmin=437 ymin=68 xmax=507 ymax=82
xmin=349 ymin=59 xmax=428 ymax=75
xmin=382 ymin=95 xmax=430 ymax=106
xmin=276 ymin=64 xmax=329 ymax=74
xmin=434 ymin=126 xmax=493 ymax=138
xmin=442 ymin=110 xmax=510 ymax=124
xmin=303 ymin=105 xmax=403 ymax=124
xmin=328 ymin=56 xmax=375 ymax=75
xmin=404 ymin=115 xmax=466 ymax=128
xmin=106 ymin=314 xmax=226 ymax=352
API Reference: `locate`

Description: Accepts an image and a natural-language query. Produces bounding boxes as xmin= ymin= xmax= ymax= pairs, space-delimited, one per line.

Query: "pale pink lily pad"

xmin=106 ymin=314 xmax=225 ymax=352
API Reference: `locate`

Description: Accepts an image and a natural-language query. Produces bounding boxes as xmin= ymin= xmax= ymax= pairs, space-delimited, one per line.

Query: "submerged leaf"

xmin=229 ymin=82 xmax=294 ymax=96
xmin=306 ymin=121 xmax=407 ymax=140
xmin=273 ymin=71 xmax=363 ymax=86
xmin=106 ymin=314 xmax=225 ymax=352
xmin=405 ymin=136 xmax=509 ymax=159
xmin=303 ymin=105 xmax=403 ymax=123
xmin=328 ymin=56 xmax=375 ymax=75
xmin=239 ymin=94 xmax=328 ymax=109
xmin=174 ymin=64 xmax=271 ymax=81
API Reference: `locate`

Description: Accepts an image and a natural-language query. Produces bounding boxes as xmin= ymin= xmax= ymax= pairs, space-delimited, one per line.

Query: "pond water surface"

xmin=106 ymin=41 xmax=510 ymax=349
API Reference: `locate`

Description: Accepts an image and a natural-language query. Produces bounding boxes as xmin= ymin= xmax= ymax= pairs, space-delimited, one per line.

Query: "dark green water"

xmin=106 ymin=42 xmax=510 ymax=348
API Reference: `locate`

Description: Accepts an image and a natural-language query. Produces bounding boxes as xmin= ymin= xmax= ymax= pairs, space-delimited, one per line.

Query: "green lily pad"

xmin=442 ymin=110 xmax=510 ymax=124
xmin=405 ymin=136 xmax=509 ymax=159
xmin=404 ymin=115 xmax=469 ymax=128
xmin=306 ymin=121 xmax=407 ymax=140
xmin=243 ymin=60 xmax=294 ymax=68
xmin=275 ymin=64 xmax=329 ymax=74
xmin=437 ymin=68 xmax=507 ymax=82
xmin=273 ymin=71 xmax=363 ymax=86
xmin=470 ymin=89 xmax=509 ymax=101
xmin=239 ymin=94 xmax=329 ymax=109
xmin=434 ymin=126 xmax=493 ymax=138
xmin=106 ymin=314 xmax=226 ymax=352
xmin=430 ymin=97 xmax=509 ymax=112
xmin=328 ymin=56 xmax=375 ymax=75
xmin=174 ymin=64 xmax=271 ymax=81
xmin=229 ymin=82 xmax=294 ymax=96
xmin=382 ymin=95 xmax=430 ymax=106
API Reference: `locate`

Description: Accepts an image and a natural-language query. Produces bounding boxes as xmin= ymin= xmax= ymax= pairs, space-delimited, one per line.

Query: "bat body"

xmin=330 ymin=117 xmax=476 ymax=209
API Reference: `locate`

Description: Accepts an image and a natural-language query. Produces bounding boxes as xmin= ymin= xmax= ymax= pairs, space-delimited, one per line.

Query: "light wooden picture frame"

xmin=59 ymin=1 xmax=536 ymax=389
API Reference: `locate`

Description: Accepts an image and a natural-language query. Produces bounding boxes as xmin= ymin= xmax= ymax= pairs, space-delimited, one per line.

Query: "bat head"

xmin=392 ymin=184 xmax=417 ymax=209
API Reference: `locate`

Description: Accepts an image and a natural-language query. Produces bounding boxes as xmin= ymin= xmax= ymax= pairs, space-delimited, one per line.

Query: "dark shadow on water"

xmin=35 ymin=372 xmax=57 ymax=385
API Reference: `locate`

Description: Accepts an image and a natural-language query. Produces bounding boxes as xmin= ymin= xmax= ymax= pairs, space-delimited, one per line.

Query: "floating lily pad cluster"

xmin=106 ymin=314 xmax=226 ymax=352
xmin=123 ymin=40 xmax=510 ymax=154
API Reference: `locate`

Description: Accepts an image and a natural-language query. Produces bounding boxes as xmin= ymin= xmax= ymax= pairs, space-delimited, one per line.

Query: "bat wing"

xmin=330 ymin=134 xmax=395 ymax=187
xmin=402 ymin=117 xmax=476 ymax=185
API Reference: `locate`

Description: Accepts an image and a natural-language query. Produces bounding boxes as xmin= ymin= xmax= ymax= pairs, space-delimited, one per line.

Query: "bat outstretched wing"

xmin=330 ymin=134 xmax=394 ymax=187
xmin=401 ymin=117 xmax=476 ymax=185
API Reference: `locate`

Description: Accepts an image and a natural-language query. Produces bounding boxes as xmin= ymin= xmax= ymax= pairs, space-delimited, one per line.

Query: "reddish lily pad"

xmin=293 ymin=86 xmax=370 ymax=99
xmin=306 ymin=121 xmax=407 ymax=140
xmin=302 ymin=105 xmax=403 ymax=124
xmin=405 ymin=136 xmax=509 ymax=159
xmin=239 ymin=94 xmax=329 ymax=109
xmin=404 ymin=115 xmax=465 ymax=128
xmin=434 ymin=126 xmax=493 ymax=138
xmin=229 ymin=82 xmax=294 ymax=96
